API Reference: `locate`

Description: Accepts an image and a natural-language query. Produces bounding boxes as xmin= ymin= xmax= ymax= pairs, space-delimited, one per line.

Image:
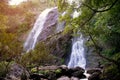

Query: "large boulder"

xmin=57 ymin=76 xmax=80 ymax=80
xmin=71 ymin=67 xmax=86 ymax=79
xmin=5 ymin=63 xmax=29 ymax=80
xmin=87 ymin=68 xmax=102 ymax=80
xmin=71 ymin=77 xmax=79 ymax=80
xmin=87 ymin=68 xmax=102 ymax=74
xmin=72 ymin=71 xmax=86 ymax=79
xmin=29 ymin=73 xmax=47 ymax=80
xmin=88 ymin=72 xmax=101 ymax=80
xmin=57 ymin=76 xmax=70 ymax=80
xmin=58 ymin=66 xmax=85 ymax=78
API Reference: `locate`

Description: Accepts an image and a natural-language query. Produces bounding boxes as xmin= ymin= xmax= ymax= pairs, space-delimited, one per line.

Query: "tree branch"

xmin=88 ymin=31 xmax=119 ymax=65
xmin=82 ymin=0 xmax=118 ymax=12
xmin=80 ymin=12 xmax=96 ymax=27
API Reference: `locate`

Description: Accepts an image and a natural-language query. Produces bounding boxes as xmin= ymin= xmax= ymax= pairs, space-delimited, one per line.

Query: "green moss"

xmin=44 ymin=70 xmax=50 ymax=75
xmin=55 ymin=69 xmax=62 ymax=74
xmin=31 ymin=68 xmax=37 ymax=73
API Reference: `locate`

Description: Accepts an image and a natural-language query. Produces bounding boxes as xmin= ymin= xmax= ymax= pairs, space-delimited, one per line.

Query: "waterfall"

xmin=68 ymin=34 xmax=86 ymax=69
xmin=24 ymin=7 xmax=57 ymax=52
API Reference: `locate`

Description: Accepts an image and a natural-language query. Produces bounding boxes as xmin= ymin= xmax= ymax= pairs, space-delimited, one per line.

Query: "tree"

xmin=57 ymin=0 xmax=120 ymax=71
xmin=0 ymin=1 xmax=23 ymax=77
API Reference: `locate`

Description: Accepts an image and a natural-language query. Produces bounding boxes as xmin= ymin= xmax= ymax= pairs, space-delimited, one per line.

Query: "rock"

xmin=88 ymin=72 xmax=101 ymax=80
xmin=72 ymin=67 xmax=85 ymax=73
xmin=87 ymin=68 xmax=102 ymax=74
xmin=71 ymin=77 xmax=79 ymax=80
xmin=38 ymin=7 xmax=58 ymax=41
xmin=29 ymin=73 xmax=47 ymax=80
xmin=72 ymin=71 xmax=86 ymax=79
xmin=5 ymin=63 xmax=29 ymax=80
xmin=57 ymin=76 xmax=70 ymax=80
xmin=87 ymin=68 xmax=102 ymax=80
xmin=46 ymin=33 xmax=72 ymax=65
xmin=59 ymin=67 xmax=85 ymax=78
xmin=0 ymin=77 xmax=5 ymax=80
xmin=57 ymin=76 xmax=80 ymax=80
xmin=70 ymin=67 xmax=85 ymax=78
xmin=45 ymin=71 xmax=57 ymax=80
xmin=59 ymin=65 xmax=68 ymax=70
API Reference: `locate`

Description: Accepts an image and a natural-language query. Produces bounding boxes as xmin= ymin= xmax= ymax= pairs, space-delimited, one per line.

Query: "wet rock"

xmin=72 ymin=67 xmax=85 ymax=73
xmin=59 ymin=65 xmax=68 ymax=70
xmin=70 ymin=67 xmax=85 ymax=78
xmin=88 ymin=72 xmax=101 ymax=80
xmin=5 ymin=63 xmax=29 ymax=80
xmin=59 ymin=67 xmax=85 ymax=78
xmin=57 ymin=76 xmax=80 ymax=80
xmin=72 ymin=71 xmax=86 ymax=79
xmin=87 ymin=68 xmax=102 ymax=80
xmin=71 ymin=77 xmax=79 ymax=80
xmin=29 ymin=73 xmax=47 ymax=80
xmin=57 ymin=76 xmax=70 ymax=80
xmin=87 ymin=68 xmax=102 ymax=74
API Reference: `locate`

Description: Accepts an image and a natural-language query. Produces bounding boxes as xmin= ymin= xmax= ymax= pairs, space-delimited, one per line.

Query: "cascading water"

xmin=68 ymin=34 xmax=90 ymax=80
xmin=24 ymin=7 xmax=57 ymax=52
xmin=68 ymin=34 xmax=86 ymax=69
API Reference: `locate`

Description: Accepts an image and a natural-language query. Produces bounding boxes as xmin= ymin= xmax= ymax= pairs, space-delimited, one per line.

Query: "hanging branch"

xmin=82 ymin=0 xmax=118 ymax=12
xmin=71 ymin=0 xmax=119 ymax=65
xmin=87 ymin=31 xmax=119 ymax=65
xmin=80 ymin=12 xmax=96 ymax=27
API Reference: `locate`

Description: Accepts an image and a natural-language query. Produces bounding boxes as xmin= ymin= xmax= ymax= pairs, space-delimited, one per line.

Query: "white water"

xmin=68 ymin=34 xmax=86 ymax=69
xmin=24 ymin=8 xmax=56 ymax=52
xmin=68 ymin=34 xmax=90 ymax=80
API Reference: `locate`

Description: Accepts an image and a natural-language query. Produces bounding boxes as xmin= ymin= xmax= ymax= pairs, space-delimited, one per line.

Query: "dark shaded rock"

xmin=72 ymin=71 xmax=86 ymax=79
xmin=59 ymin=67 xmax=85 ymax=78
xmin=0 ymin=77 xmax=5 ymax=80
xmin=87 ymin=68 xmax=102 ymax=74
xmin=30 ymin=73 xmax=47 ymax=80
xmin=88 ymin=72 xmax=101 ymax=80
xmin=70 ymin=67 xmax=85 ymax=78
xmin=87 ymin=68 xmax=102 ymax=80
xmin=72 ymin=67 xmax=85 ymax=73
xmin=55 ymin=65 xmax=67 ymax=79
xmin=45 ymin=71 xmax=56 ymax=80
xmin=5 ymin=63 xmax=29 ymax=80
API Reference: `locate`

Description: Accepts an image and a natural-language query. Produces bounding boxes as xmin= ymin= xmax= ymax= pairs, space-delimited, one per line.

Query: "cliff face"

xmin=46 ymin=32 xmax=72 ymax=64
xmin=23 ymin=7 xmax=72 ymax=65
xmin=37 ymin=8 xmax=58 ymax=41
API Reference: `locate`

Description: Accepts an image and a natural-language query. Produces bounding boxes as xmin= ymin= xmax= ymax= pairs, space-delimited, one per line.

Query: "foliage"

xmin=58 ymin=0 xmax=120 ymax=57
xmin=0 ymin=61 xmax=14 ymax=77
xmin=57 ymin=0 xmax=120 ymax=77
xmin=55 ymin=69 xmax=62 ymax=74
xmin=103 ymin=64 xmax=120 ymax=80
xmin=20 ymin=42 xmax=55 ymax=68
xmin=0 ymin=0 xmax=59 ymax=78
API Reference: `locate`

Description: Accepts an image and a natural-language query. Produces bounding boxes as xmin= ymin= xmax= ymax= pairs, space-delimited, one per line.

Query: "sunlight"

xmin=9 ymin=0 xmax=27 ymax=5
